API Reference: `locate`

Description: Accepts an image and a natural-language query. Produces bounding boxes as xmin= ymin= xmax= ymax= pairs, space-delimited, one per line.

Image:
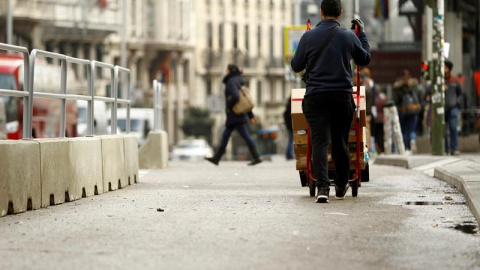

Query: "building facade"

xmin=194 ymin=0 xmax=293 ymax=153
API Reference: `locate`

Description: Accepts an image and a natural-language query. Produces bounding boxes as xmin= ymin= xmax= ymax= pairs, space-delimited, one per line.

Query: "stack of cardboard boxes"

xmin=291 ymin=87 xmax=367 ymax=173
xmin=291 ymin=89 xmax=308 ymax=170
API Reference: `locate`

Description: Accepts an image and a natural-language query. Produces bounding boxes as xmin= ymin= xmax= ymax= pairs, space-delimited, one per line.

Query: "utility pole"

xmin=121 ymin=0 xmax=127 ymax=99
xmin=429 ymin=0 xmax=445 ymax=155
xmin=6 ymin=0 xmax=12 ymax=45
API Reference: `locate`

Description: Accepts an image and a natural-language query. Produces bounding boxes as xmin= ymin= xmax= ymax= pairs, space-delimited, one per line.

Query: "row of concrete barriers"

xmin=0 ymin=135 xmax=139 ymax=217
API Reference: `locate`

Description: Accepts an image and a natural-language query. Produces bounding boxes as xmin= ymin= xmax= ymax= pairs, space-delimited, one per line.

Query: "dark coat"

xmin=223 ymin=73 xmax=254 ymax=126
xmin=291 ymin=20 xmax=371 ymax=97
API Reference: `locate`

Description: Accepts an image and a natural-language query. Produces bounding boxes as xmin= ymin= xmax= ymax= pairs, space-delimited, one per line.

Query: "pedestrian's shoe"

xmin=335 ymin=183 xmax=349 ymax=200
xmin=247 ymin=146 xmax=262 ymax=166
xmin=410 ymin=140 xmax=417 ymax=153
xmin=248 ymin=159 xmax=262 ymax=166
xmin=451 ymin=150 xmax=461 ymax=156
xmin=205 ymin=149 xmax=225 ymax=166
xmin=316 ymin=187 xmax=330 ymax=203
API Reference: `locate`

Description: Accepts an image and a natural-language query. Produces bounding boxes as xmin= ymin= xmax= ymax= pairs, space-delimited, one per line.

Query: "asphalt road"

xmin=1 ymin=157 xmax=479 ymax=270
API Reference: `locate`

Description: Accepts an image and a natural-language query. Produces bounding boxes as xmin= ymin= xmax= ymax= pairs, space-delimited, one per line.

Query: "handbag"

xmin=302 ymin=26 xmax=339 ymax=83
xmin=232 ymin=83 xmax=254 ymax=115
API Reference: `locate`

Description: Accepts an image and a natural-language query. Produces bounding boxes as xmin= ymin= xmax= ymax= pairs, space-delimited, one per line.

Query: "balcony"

xmin=2 ymin=0 xmax=120 ymax=38
xmin=266 ymin=57 xmax=285 ymax=76
xmin=202 ymin=49 xmax=222 ymax=70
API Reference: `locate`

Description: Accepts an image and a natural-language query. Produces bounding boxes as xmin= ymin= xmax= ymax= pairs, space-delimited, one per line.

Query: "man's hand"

xmin=351 ymin=19 xmax=365 ymax=33
xmin=251 ymin=117 xmax=258 ymax=125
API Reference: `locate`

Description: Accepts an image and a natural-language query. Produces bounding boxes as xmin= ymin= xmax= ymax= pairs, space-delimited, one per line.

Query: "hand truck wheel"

xmin=309 ymin=178 xmax=316 ymax=197
xmin=350 ymin=179 xmax=359 ymax=197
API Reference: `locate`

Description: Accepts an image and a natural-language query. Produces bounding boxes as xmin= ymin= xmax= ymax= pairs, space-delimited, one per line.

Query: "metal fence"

xmin=153 ymin=80 xmax=164 ymax=131
xmin=0 ymin=42 xmax=131 ymax=139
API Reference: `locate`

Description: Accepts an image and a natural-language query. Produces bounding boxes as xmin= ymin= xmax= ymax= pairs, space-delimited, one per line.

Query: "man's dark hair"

xmin=445 ymin=59 xmax=453 ymax=71
xmin=321 ymin=0 xmax=342 ymax=17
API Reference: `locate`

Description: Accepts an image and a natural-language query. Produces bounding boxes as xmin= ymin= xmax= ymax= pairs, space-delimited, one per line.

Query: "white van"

xmin=116 ymin=107 xmax=154 ymax=146
xmin=76 ymin=100 xmax=110 ymax=136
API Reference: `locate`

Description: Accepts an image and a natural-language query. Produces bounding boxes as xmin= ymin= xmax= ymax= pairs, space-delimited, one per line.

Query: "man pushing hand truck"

xmin=290 ymin=0 xmax=371 ymax=203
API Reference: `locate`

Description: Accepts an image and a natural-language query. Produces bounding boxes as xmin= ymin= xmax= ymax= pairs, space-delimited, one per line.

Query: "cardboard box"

xmin=328 ymin=160 xmax=366 ymax=170
xmin=295 ymin=155 xmax=307 ymax=170
xmin=291 ymin=113 xmax=308 ymax=130
xmin=351 ymin=109 xmax=366 ymax=127
xmin=294 ymin=133 xmax=308 ymax=145
xmin=291 ymin=88 xmax=306 ymax=100
xmin=352 ymin=86 xmax=366 ymax=109
xmin=291 ymin=89 xmax=308 ymax=130
xmin=294 ymin=145 xmax=308 ymax=155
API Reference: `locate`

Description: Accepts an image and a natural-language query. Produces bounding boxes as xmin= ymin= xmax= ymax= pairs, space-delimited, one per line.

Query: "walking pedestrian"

xmin=290 ymin=0 xmax=370 ymax=203
xmin=360 ymin=67 xmax=377 ymax=156
xmin=205 ymin=64 xmax=262 ymax=166
xmin=393 ymin=69 xmax=421 ymax=154
xmin=444 ymin=59 xmax=463 ymax=155
xmin=283 ymin=96 xmax=295 ymax=160
xmin=374 ymin=90 xmax=387 ymax=153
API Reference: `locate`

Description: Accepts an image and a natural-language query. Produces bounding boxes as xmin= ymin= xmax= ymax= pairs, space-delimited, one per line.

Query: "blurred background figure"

xmin=444 ymin=59 xmax=463 ymax=156
xmin=283 ymin=96 xmax=294 ymax=160
xmin=393 ymin=69 xmax=422 ymax=155
xmin=374 ymin=89 xmax=387 ymax=153
xmin=360 ymin=67 xmax=377 ymax=156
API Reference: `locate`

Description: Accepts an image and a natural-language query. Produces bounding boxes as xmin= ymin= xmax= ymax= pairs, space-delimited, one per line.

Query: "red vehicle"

xmin=0 ymin=53 xmax=77 ymax=139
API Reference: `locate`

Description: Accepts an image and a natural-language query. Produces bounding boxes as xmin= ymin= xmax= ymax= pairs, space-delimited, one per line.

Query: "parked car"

xmin=170 ymin=139 xmax=213 ymax=162
xmin=116 ymin=107 xmax=154 ymax=146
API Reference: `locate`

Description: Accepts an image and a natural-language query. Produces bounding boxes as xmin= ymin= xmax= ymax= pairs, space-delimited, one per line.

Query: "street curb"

xmin=434 ymin=167 xmax=480 ymax=227
xmin=372 ymin=155 xmax=409 ymax=168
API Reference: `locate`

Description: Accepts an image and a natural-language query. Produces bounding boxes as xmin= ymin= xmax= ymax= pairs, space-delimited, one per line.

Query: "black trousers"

xmin=303 ymin=92 xmax=354 ymax=188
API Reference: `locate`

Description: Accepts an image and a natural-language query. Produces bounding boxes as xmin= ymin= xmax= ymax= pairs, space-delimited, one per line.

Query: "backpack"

xmin=232 ymin=84 xmax=254 ymax=115
xmin=401 ymin=90 xmax=421 ymax=115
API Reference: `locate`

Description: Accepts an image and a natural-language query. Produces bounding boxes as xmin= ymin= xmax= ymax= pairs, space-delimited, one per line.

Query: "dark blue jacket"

xmin=291 ymin=20 xmax=371 ymax=96
xmin=224 ymin=73 xmax=254 ymax=126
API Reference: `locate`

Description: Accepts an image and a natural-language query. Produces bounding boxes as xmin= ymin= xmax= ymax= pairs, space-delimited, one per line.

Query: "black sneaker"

xmin=335 ymin=184 xmax=349 ymax=200
xmin=316 ymin=187 xmax=330 ymax=203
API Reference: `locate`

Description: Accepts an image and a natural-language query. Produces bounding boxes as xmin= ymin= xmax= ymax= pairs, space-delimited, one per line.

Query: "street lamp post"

xmin=6 ymin=0 xmax=12 ymax=45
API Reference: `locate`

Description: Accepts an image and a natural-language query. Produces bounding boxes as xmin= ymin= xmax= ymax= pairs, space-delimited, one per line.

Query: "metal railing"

xmin=0 ymin=42 xmax=131 ymax=139
xmin=153 ymin=80 xmax=164 ymax=131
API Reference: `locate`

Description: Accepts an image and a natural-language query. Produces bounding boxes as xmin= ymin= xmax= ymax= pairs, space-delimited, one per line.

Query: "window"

xmin=207 ymin=23 xmax=213 ymax=48
xmin=269 ymin=79 xmax=275 ymax=102
xmin=207 ymin=79 xmax=212 ymax=95
xmin=257 ymin=26 xmax=261 ymax=56
xmin=269 ymin=26 xmax=274 ymax=60
xmin=183 ymin=60 xmax=189 ymax=84
xmin=233 ymin=23 xmax=238 ymax=49
xmin=256 ymin=80 xmax=262 ymax=103
xmin=245 ymin=25 xmax=250 ymax=52
xmin=136 ymin=59 xmax=142 ymax=82
xmin=131 ymin=0 xmax=136 ymax=37
xmin=96 ymin=44 xmax=103 ymax=78
xmin=219 ymin=24 xmax=224 ymax=50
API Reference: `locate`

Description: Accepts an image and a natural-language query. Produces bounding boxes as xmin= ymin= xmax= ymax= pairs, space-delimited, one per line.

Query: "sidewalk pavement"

xmin=374 ymin=153 xmax=480 ymax=226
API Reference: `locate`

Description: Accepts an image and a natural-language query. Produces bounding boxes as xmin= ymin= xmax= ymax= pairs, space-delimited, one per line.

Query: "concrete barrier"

xmin=0 ymin=140 xmax=41 ymax=216
xmin=69 ymin=137 xmax=104 ymax=197
xmin=36 ymin=138 xmax=78 ymax=207
xmin=139 ymin=131 xmax=169 ymax=169
xmin=100 ymin=135 xmax=126 ymax=191
xmin=123 ymin=135 xmax=139 ymax=185
xmin=1 ymin=134 xmax=137 ymax=218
